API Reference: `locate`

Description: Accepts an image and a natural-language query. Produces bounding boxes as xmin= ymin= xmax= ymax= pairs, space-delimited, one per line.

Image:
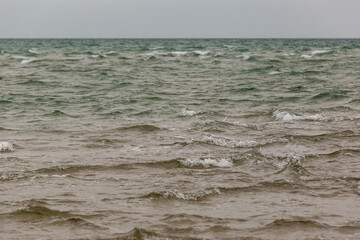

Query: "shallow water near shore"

xmin=1 ymin=39 xmax=360 ymax=239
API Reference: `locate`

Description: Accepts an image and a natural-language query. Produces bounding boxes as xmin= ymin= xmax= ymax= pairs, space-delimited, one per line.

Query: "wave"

xmin=172 ymin=51 xmax=188 ymax=56
xmin=144 ymin=157 xmax=233 ymax=169
xmin=260 ymin=217 xmax=360 ymax=234
xmin=33 ymin=164 xmax=133 ymax=175
xmin=269 ymin=71 xmax=281 ymax=75
xmin=17 ymin=79 xmax=46 ymax=85
xmin=144 ymin=188 xmax=221 ymax=201
xmin=13 ymin=55 xmax=39 ymax=64
xmin=231 ymin=87 xmax=259 ymax=93
xmin=11 ymin=55 xmax=38 ymax=64
xmin=103 ymin=51 xmax=117 ymax=56
xmin=326 ymin=148 xmax=360 ymax=157
xmin=0 ymin=100 xmax=12 ymax=104
xmin=311 ymin=49 xmax=330 ymax=55
xmin=301 ymin=54 xmax=312 ymax=59
xmin=242 ymin=53 xmax=250 ymax=60
xmin=199 ymin=134 xmax=286 ymax=148
xmin=264 ymin=218 xmax=329 ymax=229
xmin=301 ymin=49 xmax=331 ymax=59
xmin=14 ymin=205 xmax=71 ymax=219
xmin=273 ymin=145 xmax=313 ymax=179
xmin=0 ymin=172 xmax=26 ymax=182
xmin=113 ymin=228 xmax=192 ymax=240
xmin=28 ymin=48 xmax=40 ymax=54
xmin=180 ymin=108 xmax=199 ymax=117
xmin=115 ymin=124 xmax=161 ymax=133
xmin=4 ymin=204 xmax=106 ymax=230
xmin=201 ymin=134 xmax=258 ymax=148
xmin=64 ymin=56 xmax=86 ymax=61
xmin=193 ymin=50 xmax=209 ymax=56
xmin=179 ymin=157 xmax=233 ymax=168
xmin=311 ymin=91 xmax=349 ymax=101
xmin=217 ymin=180 xmax=310 ymax=195
xmin=273 ymin=110 xmax=328 ymax=121
xmin=0 ymin=142 xmax=14 ymax=152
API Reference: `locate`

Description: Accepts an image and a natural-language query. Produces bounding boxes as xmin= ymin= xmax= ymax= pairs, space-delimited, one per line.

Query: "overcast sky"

xmin=1 ymin=0 xmax=360 ymax=38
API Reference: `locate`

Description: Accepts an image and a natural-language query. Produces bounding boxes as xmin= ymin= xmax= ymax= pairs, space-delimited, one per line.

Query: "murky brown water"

xmin=1 ymin=39 xmax=360 ymax=239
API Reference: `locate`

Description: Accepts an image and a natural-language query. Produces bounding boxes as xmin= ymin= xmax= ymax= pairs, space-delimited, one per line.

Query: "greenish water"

xmin=1 ymin=39 xmax=360 ymax=239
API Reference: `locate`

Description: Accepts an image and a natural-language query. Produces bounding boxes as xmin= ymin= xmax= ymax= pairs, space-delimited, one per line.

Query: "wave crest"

xmin=145 ymin=188 xmax=221 ymax=201
xmin=273 ymin=110 xmax=328 ymax=121
xmin=179 ymin=157 xmax=233 ymax=168
xmin=0 ymin=142 xmax=14 ymax=152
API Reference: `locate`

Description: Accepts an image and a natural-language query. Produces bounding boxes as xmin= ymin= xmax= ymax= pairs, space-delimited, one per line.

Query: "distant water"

xmin=1 ymin=39 xmax=360 ymax=240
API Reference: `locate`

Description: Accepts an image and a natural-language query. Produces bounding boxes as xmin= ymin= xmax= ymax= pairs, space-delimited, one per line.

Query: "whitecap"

xmin=201 ymin=134 xmax=258 ymax=148
xmin=273 ymin=110 xmax=327 ymax=121
xmin=104 ymin=51 xmax=116 ymax=55
xmin=28 ymin=48 xmax=40 ymax=54
xmin=16 ymin=56 xmax=38 ymax=64
xmin=311 ymin=49 xmax=329 ymax=55
xmin=193 ymin=50 xmax=209 ymax=56
xmin=269 ymin=71 xmax=281 ymax=75
xmin=242 ymin=54 xmax=250 ymax=60
xmin=180 ymin=157 xmax=233 ymax=168
xmin=301 ymin=54 xmax=312 ymax=59
xmin=181 ymin=108 xmax=198 ymax=117
xmin=52 ymin=174 xmax=70 ymax=178
xmin=274 ymin=145 xmax=306 ymax=169
xmin=172 ymin=51 xmax=187 ymax=56
xmin=222 ymin=117 xmax=249 ymax=127
xmin=0 ymin=142 xmax=14 ymax=152
xmin=154 ymin=188 xmax=221 ymax=200
xmin=143 ymin=51 xmax=168 ymax=56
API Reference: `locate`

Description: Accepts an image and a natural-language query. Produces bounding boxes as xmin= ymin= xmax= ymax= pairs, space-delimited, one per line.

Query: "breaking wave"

xmin=180 ymin=108 xmax=199 ymax=117
xmin=144 ymin=188 xmax=221 ymax=201
xmin=273 ymin=110 xmax=328 ymax=121
xmin=0 ymin=142 xmax=14 ymax=152
xmin=179 ymin=157 xmax=233 ymax=168
xmin=199 ymin=134 xmax=286 ymax=148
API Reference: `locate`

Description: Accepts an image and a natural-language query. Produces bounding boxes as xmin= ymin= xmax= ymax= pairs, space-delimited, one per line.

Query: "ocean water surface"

xmin=0 ymin=39 xmax=360 ymax=239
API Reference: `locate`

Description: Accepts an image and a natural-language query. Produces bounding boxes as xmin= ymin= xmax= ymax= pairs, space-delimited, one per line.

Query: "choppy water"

xmin=1 ymin=39 xmax=360 ymax=239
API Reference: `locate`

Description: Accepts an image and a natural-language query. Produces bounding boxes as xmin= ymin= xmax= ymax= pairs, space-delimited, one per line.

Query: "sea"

xmin=0 ymin=39 xmax=360 ymax=240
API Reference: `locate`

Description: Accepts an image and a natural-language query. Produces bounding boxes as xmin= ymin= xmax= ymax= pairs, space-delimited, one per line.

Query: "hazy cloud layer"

xmin=1 ymin=0 xmax=360 ymax=38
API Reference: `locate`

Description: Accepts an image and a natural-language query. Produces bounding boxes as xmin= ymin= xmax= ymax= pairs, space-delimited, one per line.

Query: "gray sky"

xmin=1 ymin=0 xmax=360 ymax=38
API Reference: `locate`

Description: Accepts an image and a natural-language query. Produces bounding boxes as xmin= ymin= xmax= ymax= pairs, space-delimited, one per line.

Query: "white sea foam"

xmin=202 ymin=134 xmax=258 ymax=148
xmin=65 ymin=56 xmax=86 ymax=61
xmin=0 ymin=142 xmax=14 ymax=152
xmin=193 ymin=50 xmax=209 ymax=56
xmin=21 ymin=58 xmax=37 ymax=64
xmin=157 ymin=188 xmax=221 ymax=200
xmin=172 ymin=51 xmax=187 ymax=56
xmin=274 ymin=145 xmax=307 ymax=169
xmin=301 ymin=54 xmax=312 ymax=59
xmin=269 ymin=71 xmax=281 ymax=75
xmin=311 ymin=49 xmax=329 ymax=55
xmin=222 ymin=117 xmax=249 ymax=127
xmin=273 ymin=110 xmax=327 ymax=121
xmin=104 ymin=51 xmax=116 ymax=55
xmin=28 ymin=48 xmax=40 ymax=54
xmin=143 ymin=51 xmax=159 ymax=56
xmin=12 ymin=55 xmax=38 ymax=64
xmin=181 ymin=108 xmax=198 ymax=117
xmin=180 ymin=157 xmax=233 ymax=168
xmin=242 ymin=54 xmax=250 ymax=60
